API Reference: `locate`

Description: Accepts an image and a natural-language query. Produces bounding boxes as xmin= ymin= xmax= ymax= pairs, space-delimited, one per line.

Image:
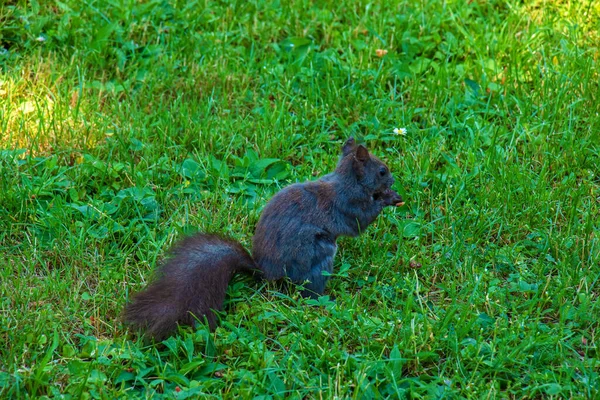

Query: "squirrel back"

xmin=123 ymin=138 xmax=402 ymax=338
xmin=123 ymin=234 xmax=256 ymax=340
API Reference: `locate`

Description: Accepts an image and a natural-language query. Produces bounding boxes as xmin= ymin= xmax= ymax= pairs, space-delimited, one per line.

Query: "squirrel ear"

xmin=342 ymin=137 xmax=357 ymax=156
xmin=355 ymin=145 xmax=369 ymax=163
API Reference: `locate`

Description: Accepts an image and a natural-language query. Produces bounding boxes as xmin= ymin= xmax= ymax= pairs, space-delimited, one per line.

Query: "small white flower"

xmin=36 ymin=36 xmax=46 ymax=42
xmin=393 ymin=127 xmax=407 ymax=135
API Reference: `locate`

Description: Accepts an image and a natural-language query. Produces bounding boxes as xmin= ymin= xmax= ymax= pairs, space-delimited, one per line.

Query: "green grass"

xmin=1 ymin=0 xmax=599 ymax=397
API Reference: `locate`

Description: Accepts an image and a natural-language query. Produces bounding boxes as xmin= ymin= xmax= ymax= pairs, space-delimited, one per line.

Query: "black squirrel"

xmin=124 ymin=138 xmax=403 ymax=339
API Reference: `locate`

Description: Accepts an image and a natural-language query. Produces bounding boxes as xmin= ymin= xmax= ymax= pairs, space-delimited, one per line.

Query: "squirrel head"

xmin=337 ymin=137 xmax=395 ymax=195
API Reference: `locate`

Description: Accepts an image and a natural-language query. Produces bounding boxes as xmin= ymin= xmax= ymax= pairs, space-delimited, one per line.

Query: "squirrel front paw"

xmin=375 ymin=188 xmax=404 ymax=207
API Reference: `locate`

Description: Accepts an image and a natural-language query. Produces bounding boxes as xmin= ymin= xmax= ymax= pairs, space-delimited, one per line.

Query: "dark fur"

xmin=253 ymin=137 xmax=402 ymax=296
xmin=123 ymin=234 xmax=256 ymax=340
xmin=124 ymin=138 xmax=402 ymax=338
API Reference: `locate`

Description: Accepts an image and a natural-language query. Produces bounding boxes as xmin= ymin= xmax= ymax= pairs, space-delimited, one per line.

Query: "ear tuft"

xmin=355 ymin=145 xmax=369 ymax=163
xmin=342 ymin=137 xmax=357 ymax=156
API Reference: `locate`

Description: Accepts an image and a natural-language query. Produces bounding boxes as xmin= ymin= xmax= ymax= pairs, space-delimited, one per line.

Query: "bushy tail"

xmin=123 ymin=233 xmax=256 ymax=340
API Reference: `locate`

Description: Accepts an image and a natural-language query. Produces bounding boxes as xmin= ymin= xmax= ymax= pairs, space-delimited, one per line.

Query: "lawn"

xmin=1 ymin=0 xmax=599 ymax=398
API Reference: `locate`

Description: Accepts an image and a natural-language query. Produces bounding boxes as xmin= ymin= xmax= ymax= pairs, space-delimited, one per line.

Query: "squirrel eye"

xmin=379 ymin=166 xmax=387 ymax=176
